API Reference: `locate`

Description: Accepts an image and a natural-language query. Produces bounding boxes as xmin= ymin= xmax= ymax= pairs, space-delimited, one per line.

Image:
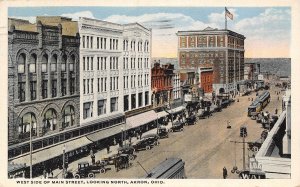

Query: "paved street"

xmin=93 ymin=86 xmax=283 ymax=179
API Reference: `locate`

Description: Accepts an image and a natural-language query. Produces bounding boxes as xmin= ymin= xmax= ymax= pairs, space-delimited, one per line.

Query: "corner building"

xmin=8 ymin=17 xmax=81 ymax=176
xmin=177 ymin=27 xmax=245 ymax=95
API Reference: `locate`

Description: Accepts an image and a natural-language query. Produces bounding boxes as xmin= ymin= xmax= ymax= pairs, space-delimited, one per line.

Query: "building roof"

xmin=177 ymin=28 xmax=245 ymax=39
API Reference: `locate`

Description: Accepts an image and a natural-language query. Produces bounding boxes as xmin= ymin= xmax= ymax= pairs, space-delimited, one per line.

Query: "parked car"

xmin=240 ymin=126 xmax=247 ymax=137
xmin=142 ymin=133 xmax=160 ymax=145
xmin=169 ymin=121 xmax=184 ymax=132
xmin=114 ymin=154 xmax=130 ymax=171
xmin=157 ymin=126 xmax=169 ymax=139
xmin=132 ymin=136 xmax=158 ymax=152
xmin=248 ymin=139 xmax=263 ymax=152
xmin=101 ymin=153 xmax=119 ymax=165
xmin=117 ymin=146 xmax=137 ymax=160
xmin=198 ymin=110 xmax=211 ymax=119
xmin=73 ymin=161 xmax=106 ymax=179
xmin=185 ymin=115 xmax=196 ymax=125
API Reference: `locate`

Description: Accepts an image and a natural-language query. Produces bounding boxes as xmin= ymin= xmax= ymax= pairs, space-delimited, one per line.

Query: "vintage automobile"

xmin=197 ymin=109 xmax=211 ymax=119
xmin=157 ymin=126 xmax=169 ymax=139
xmin=141 ymin=133 xmax=160 ymax=145
xmin=101 ymin=153 xmax=119 ymax=166
xmin=132 ymin=135 xmax=159 ymax=152
xmin=248 ymin=139 xmax=263 ymax=152
xmin=185 ymin=115 xmax=196 ymax=125
xmin=240 ymin=126 xmax=248 ymax=137
xmin=117 ymin=146 xmax=137 ymax=160
xmin=73 ymin=161 xmax=106 ymax=179
xmin=169 ymin=121 xmax=184 ymax=132
xmin=114 ymin=154 xmax=130 ymax=171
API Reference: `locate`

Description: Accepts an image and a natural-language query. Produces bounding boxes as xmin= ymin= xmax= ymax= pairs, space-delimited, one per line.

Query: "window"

xmin=62 ymin=105 xmax=75 ymax=128
xmin=110 ymin=97 xmax=118 ymax=112
xmin=61 ymin=79 xmax=67 ymax=96
xmin=145 ymin=91 xmax=149 ymax=105
xmin=17 ymin=54 xmax=26 ymax=74
xmin=42 ymin=80 xmax=48 ymax=99
xmin=87 ymin=57 xmax=89 ymax=70
xmin=18 ymin=113 xmax=37 ymax=139
xmin=124 ymin=95 xmax=129 ymax=111
xmin=43 ymin=109 xmax=57 ymax=134
xmin=42 ymin=55 xmax=48 ymax=73
xmin=61 ymin=56 xmax=67 ymax=72
xmin=82 ymin=35 xmax=85 ymax=48
xmin=97 ymin=78 xmax=100 ymax=92
xmin=104 ymin=77 xmax=107 ymax=91
xmin=70 ymin=78 xmax=75 ymax=95
xmin=83 ymin=57 xmax=86 ymax=71
xmin=87 ymin=79 xmax=90 ymax=94
xmin=138 ymin=92 xmax=143 ymax=107
xmin=18 ymin=82 xmax=25 ymax=102
xmin=83 ymin=102 xmax=92 ymax=119
xmin=29 ymin=54 xmax=37 ymax=73
xmin=110 ymin=77 xmax=112 ymax=90
xmin=83 ymin=79 xmax=86 ymax=94
xmin=97 ymin=37 xmax=99 ymax=49
xmin=51 ymin=55 xmax=57 ymax=72
xmin=90 ymin=36 xmax=93 ymax=49
xmin=87 ymin=36 xmax=89 ymax=48
xmin=131 ymin=94 xmax=136 ymax=109
xmin=91 ymin=78 xmax=93 ymax=94
xmin=52 ymin=80 xmax=57 ymax=97
xmin=97 ymin=99 xmax=106 ymax=115
xmin=30 ymin=81 xmax=36 ymax=100
xmin=91 ymin=57 xmax=93 ymax=70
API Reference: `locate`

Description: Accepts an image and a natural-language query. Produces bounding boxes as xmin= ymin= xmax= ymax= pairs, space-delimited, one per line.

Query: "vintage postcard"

xmin=0 ymin=0 xmax=299 ymax=187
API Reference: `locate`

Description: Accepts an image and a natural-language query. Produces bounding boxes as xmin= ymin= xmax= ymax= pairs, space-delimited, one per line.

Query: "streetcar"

xmin=144 ymin=158 xmax=186 ymax=179
xmin=247 ymin=91 xmax=270 ymax=117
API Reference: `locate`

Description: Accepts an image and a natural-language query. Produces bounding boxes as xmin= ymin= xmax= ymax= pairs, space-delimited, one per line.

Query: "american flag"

xmin=225 ymin=7 xmax=233 ymax=20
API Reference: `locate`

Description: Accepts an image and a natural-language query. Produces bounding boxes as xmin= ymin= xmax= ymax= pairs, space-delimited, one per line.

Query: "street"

xmin=95 ymin=86 xmax=283 ymax=179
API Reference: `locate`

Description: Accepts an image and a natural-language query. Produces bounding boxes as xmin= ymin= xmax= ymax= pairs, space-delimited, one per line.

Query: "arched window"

xmin=62 ymin=105 xmax=75 ymax=129
xmin=18 ymin=112 xmax=37 ymax=139
xmin=51 ymin=54 xmax=57 ymax=72
xmin=17 ymin=53 xmax=26 ymax=74
xmin=61 ymin=55 xmax=67 ymax=72
xmin=41 ymin=54 xmax=48 ymax=73
xmin=69 ymin=55 xmax=75 ymax=72
xmin=29 ymin=54 xmax=37 ymax=73
xmin=43 ymin=108 xmax=57 ymax=134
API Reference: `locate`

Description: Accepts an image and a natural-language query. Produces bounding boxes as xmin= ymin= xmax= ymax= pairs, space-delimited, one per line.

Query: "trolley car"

xmin=248 ymin=91 xmax=270 ymax=116
xmin=144 ymin=158 xmax=186 ymax=179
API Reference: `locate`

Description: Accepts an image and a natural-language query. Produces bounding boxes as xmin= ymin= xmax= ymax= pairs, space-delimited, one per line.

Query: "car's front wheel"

xmin=146 ymin=145 xmax=151 ymax=150
xmin=74 ymin=174 xmax=80 ymax=179
xmin=100 ymin=168 xmax=106 ymax=174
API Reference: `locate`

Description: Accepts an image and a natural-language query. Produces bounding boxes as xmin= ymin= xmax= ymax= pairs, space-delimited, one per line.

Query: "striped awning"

xmin=126 ymin=110 xmax=157 ymax=129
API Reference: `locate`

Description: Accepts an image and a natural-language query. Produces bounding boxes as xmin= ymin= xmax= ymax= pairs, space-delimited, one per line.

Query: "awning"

xmin=168 ymin=106 xmax=185 ymax=114
xmin=86 ymin=124 xmax=124 ymax=142
xmin=126 ymin=110 xmax=157 ymax=129
xmin=8 ymin=162 xmax=26 ymax=173
xmin=9 ymin=136 xmax=92 ymax=166
xmin=156 ymin=111 xmax=168 ymax=118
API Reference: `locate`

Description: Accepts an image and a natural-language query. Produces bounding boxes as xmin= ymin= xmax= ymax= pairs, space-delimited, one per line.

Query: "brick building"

xmin=8 ymin=17 xmax=82 ymax=176
xmin=151 ymin=61 xmax=174 ymax=106
xmin=177 ymin=27 xmax=245 ymax=95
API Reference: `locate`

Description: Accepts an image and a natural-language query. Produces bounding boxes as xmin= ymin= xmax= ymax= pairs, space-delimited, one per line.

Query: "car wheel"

xmin=231 ymin=169 xmax=235 ymax=174
xmin=129 ymin=154 xmax=134 ymax=160
xmin=88 ymin=173 xmax=95 ymax=178
xmin=169 ymin=129 xmax=173 ymax=133
xmin=252 ymin=146 xmax=259 ymax=152
xmin=100 ymin=168 xmax=106 ymax=174
xmin=180 ymin=128 xmax=184 ymax=131
xmin=74 ymin=174 xmax=80 ymax=179
xmin=146 ymin=145 xmax=151 ymax=150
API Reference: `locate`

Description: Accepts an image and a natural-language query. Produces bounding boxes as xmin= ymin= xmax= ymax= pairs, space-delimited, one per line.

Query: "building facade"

xmin=151 ymin=62 xmax=174 ymax=106
xmin=177 ymin=27 xmax=245 ymax=95
xmin=172 ymin=69 xmax=181 ymax=101
xmin=8 ymin=17 xmax=81 ymax=176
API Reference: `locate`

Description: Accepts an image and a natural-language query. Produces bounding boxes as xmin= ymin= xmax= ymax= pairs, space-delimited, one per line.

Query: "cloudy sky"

xmin=9 ymin=7 xmax=291 ymax=58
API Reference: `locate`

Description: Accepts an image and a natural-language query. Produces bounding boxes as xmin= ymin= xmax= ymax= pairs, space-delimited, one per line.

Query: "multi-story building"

xmin=172 ymin=69 xmax=181 ymax=101
xmin=78 ymin=17 xmax=153 ymax=146
xmin=151 ymin=62 xmax=174 ymax=106
xmin=177 ymin=27 xmax=246 ymax=95
xmin=8 ymin=17 xmax=81 ymax=177
xmin=244 ymin=62 xmax=260 ymax=80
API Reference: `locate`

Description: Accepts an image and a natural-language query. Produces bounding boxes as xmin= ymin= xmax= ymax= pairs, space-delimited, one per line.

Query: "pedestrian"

xmin=275 ymin=108 xmax=278 ymax=114
xmin=43 ymin=169 xmax=47 ymax=179
xmin=223 ymin=167 xmax=228 ymax=179
xmin=139 ymin=130 xmax=142 ymax=140
xmin=251 ymin=98 xmax=253 ymax=101
xmin=106 ymin=144 xmax=110 ymax=154
xmin=129 ymin=136 xmax=132 ymax=145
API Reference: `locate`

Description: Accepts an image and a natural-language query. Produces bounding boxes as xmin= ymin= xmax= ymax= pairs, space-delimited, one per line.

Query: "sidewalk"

xmin=37 ymin=127 xmax=159 ymax=179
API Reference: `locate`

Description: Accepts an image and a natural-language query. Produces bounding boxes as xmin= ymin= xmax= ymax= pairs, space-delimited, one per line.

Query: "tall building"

xmin=172 ymin=69 xmax=181 ymax=101
xmin=8 ymin=17 xmax=81 ymax=177
xmin=177 ymin=27 xmax=246 ymax=95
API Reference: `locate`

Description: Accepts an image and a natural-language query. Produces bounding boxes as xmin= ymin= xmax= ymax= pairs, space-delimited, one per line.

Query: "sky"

xmin=9 ymin=7 xmax=291 ymax=58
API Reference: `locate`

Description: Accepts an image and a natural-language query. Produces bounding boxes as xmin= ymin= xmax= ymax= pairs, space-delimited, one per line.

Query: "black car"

xmin=157 ymin=126 xmax=169 ymax=138
xmin=117 ymin=146 xmax=137 ymax=160
xmin=185 ymin=115 xmax=196 ymax=125
xmin=73 ymin=161 xmax=106 ymax=179
xmin=169 ymin=121 xmax=184 ymax=132
xmin=142 ymin=133 xmax=160 ymax=145
xmin=198 ymin=110 xmax=211 ymax=119
xmin=132 ymin=136 xmax=158 ymax=152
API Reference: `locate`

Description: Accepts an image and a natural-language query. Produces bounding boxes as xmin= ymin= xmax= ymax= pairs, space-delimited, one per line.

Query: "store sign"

xmin=239 ymin=170 xmax=266 ymax=179
xmin=184 ymin=94 xmax=192 ymax=102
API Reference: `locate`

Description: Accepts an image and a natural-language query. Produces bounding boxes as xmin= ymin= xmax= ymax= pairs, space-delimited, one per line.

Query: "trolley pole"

xmin=29 ymin=123 xmax=32 ymax=179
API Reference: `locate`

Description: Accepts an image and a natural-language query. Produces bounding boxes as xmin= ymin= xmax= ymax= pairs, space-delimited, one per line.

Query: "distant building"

xmin=151 ymin=61 xmax=174 ymax=106
xmin=177 ymin=27 xmax=246 ymax=95
xmin=244 ymin=62 xmax=260 ymax=80
xmin=255 ymin=90 xmax=291 ymax=178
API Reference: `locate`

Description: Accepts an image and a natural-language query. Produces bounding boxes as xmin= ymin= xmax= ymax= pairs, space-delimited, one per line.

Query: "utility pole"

xmin=230 ymin=136 xmax=251 ymax=171
xmin=29 ymin=122 xmax=32 ymax=179
xmin=62 ymin=144 xmax=66 ymax=179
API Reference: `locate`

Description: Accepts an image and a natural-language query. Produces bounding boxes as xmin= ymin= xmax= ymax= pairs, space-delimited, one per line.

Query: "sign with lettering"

xmin=239 ymin=170 xmax=266 ymax=179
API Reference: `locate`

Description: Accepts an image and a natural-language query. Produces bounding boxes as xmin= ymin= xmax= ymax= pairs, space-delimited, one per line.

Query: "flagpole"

xmin=225 ymin=7 xmax=227 ymax=30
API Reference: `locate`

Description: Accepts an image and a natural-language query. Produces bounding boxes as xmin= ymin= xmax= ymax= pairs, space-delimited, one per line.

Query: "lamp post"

xmin=62 ymin=144 xmax=66 ymax=179
xmin=29 ymin=122 xmax=32 ymax=179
